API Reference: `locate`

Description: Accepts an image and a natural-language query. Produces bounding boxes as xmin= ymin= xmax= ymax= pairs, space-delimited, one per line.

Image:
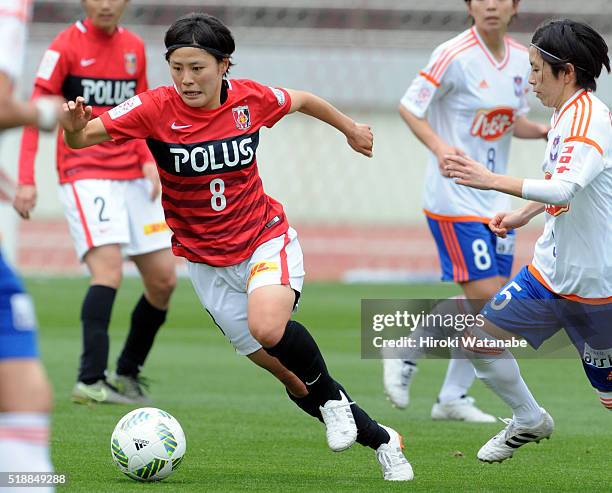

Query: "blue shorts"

xmin=426 ymin=216 xmax=515 ymax=283
xmin=482 ymin=266 xmax=612 ymax=392
xmin=0 ymin=253 xmax=39 ymax=360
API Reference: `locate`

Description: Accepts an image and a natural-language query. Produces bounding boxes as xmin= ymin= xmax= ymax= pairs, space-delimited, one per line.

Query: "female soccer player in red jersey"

xmin=59 ymin=13 xmax=413 ymax=481
xmin=384 ymin=0 xmax=550 ymax=421
xmin=13 ymin=0 xmax=177 ymax=404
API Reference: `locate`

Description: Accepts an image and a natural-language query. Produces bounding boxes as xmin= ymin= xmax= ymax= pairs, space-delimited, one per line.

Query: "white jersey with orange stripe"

xmin=400 ymin=27 xmax=531 ymax=220
xmin=531 ymin=89 xmax=612 ymax=302
xmin=0 ymin=0 xmax=30 ymax=81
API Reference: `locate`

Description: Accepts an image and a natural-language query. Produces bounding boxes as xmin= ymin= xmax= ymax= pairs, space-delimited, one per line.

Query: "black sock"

xmin=116 ymin=294 xmax=167 ymax=377
xmin=79 ymin=285 xmax=116 ymax=384
xmin=286 ymin=383 xmax=390 ymax=450
xmin=266 ymin=320 xmax=340 ymax=404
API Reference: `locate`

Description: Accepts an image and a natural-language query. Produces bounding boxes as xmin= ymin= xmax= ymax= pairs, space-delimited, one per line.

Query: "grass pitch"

xmin=26 ymin=277 xmax=610 ymax=493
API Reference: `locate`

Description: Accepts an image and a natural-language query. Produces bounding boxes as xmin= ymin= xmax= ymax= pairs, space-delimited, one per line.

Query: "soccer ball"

xmin=110 ymin=407 xmax=186 ymax=482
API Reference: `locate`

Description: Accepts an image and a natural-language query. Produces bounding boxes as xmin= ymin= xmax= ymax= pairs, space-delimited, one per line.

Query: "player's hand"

xmin=444 ymin=154 xmax=494 ymax=190
xmin=433 ymin=144 xmax=466 ymax=177
xmin=346 ymin=122 xmax=373 ymax=157
xmin=489 ymin=210 xmax=529 ymax=238
xmin=13 ymin=184 xmax=37 ymax=219
xmin=142 ymin=162 xmax=161 ymax=201
xmin=60 ymin=96 xmax=93 ymax=133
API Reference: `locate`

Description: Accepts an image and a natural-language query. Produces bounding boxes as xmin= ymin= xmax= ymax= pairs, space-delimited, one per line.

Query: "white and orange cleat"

xmin=376 ymin=425 xmax=414 ymax=481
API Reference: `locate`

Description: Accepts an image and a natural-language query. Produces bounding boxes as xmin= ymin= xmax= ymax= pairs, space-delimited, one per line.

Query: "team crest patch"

xmin=513 ymin=76 xmax=523 ymax=97
xmin=124 ymin=52 xmax=137 ymax=75
xmin=232 ymin=105 xmax=251 ymax=130
xmin=549 ymin=135 xmax=561 ymax=162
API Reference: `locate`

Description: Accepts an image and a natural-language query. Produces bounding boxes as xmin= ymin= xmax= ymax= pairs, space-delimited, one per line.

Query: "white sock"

xmin=470 ymin=354 xmax=542 ymax=427
xmin=0 ymin=413 xmax=53 ymax=492
xmin=438 ymin=355 xmax=476 ymax=403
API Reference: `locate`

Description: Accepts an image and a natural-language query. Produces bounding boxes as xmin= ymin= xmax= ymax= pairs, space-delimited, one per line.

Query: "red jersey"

xmin=19 ymin=18 xmax=152 ymax=185
xmin=100 ymin=79 xmax=292 ymax=266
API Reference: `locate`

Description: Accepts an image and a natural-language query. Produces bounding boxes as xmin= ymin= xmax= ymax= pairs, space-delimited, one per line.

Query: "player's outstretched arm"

xmin=445 ymin=153 xmax=580 ymax=205
xmin=61 ymin=96 xmax=111 ymax=149
xmin=0 ymin=73 xmax=61 ymax=131
xmin=286 ymin=89 xmax=373 ymax=157
xmin=444 ymin=154 xmax=524 ymax=196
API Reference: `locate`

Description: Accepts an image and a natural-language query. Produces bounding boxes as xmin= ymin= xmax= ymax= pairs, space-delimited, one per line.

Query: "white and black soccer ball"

xmin=111 ymin=407 xmax=186 ymax=481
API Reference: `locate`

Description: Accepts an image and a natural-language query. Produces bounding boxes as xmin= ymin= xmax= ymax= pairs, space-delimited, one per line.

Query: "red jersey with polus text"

xmin=20 ymin=18 xmax=150 ymax=184
xmin=100 ymin=80 xmax=291 ymax=266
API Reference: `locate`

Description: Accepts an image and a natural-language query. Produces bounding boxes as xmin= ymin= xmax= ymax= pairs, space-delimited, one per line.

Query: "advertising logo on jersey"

xmin=549 ymin=135 xmax=561 ymax=162
xmin=63 ymin=75 xmax=137 ymax=107
xmin=148 ymin=131 xmax=260 ymax=177
xmin=247 ymin=261 xmax=279 ymax=286
xmin=470 ymin=107 xmax=515 ymax=141
xmin=232 ymin=105 xmax=251 ymax=130
xmin=124 ymin=52 xmax=137 ymax=75
xmin=583 ymin=342 xmax=612 ymax=369
xmin=513 ymin=76 xmax=523 ymax=97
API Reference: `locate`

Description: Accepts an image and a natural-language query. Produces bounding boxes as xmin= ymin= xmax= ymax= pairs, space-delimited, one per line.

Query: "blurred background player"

xmin=60 ymin=12 xmax=414 ymax=482
xmin=383 ymin=0 xmax=549 ymax=422
xmin=445 ymin=18 xmax=611 ymax=461
xmin=0 ymin=0 xmax=62 ymax=486
xmin=13 ymin=0 xmax=177 ymax=404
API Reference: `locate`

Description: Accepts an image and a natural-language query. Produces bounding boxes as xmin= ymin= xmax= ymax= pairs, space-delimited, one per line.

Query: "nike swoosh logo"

xmin=305 ymin=373 xmax=322 ymax=386
xmin=171 ymin=122 xmax=192 ymax=130
xmin=80 ymin=58 xmax=96 ymax=67
xmin=81 ymin=386 xmax=107 ymax=401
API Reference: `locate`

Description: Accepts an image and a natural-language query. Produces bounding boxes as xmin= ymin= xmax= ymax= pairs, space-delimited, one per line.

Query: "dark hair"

xmin=531 ymin=19 xmax=610 ymax=91
xmin=164 ymin=13 xmax=235 ymax=73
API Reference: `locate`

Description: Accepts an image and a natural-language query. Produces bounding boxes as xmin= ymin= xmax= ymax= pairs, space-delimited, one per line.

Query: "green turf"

xmin=25 ymin=277 xmax=610 ymax=492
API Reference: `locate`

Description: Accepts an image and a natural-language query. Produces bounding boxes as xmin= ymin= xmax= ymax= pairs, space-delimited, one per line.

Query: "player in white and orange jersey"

xmin=0 ymin=0 xmax=64 ymax=486
xmin=384 ymin=0 xmax=549 ymax=422
xmin=445 ymin=19 xmax=611 ymax=462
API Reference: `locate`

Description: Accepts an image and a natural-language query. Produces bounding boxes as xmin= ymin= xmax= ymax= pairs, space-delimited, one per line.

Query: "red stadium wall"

xmin=17 ymin=219 xmax=541 ymax=281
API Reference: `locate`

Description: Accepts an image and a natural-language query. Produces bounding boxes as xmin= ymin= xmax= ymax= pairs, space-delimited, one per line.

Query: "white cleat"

xmin=376 ymin=425 xmax=414 ymax=481
xmin=477 ymin=409 xmax=554 ymax=463
xmin=382 ymin=359 xmax=418 ymax=409
xmin=431 ymin=396 xmax=496 ymax=423
xmin=319 ymin=390 xmax=357 ymax=452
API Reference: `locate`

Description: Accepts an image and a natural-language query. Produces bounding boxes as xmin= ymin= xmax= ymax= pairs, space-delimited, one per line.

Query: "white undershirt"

xmin=522 ymin=178 xmax=579 ymax=205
